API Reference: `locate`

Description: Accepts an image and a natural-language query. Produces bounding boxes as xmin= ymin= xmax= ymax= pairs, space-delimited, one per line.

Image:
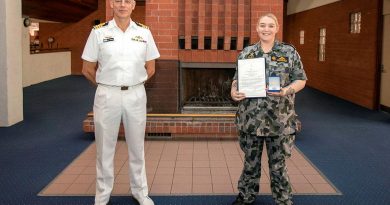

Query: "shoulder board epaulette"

xmin=280 ymin=42 xmax=296 ymax=51
xmin=241 ymin=43 xmax=255 ymax=50
xmin=93 ymin=22 xmax=108 ymax=30
xmin=135 ymin=21 xmax=149 ymax=29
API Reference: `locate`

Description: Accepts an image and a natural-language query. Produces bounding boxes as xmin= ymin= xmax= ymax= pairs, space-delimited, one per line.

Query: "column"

xmin=237 ymin=0 xmax=245 ymax=50
xmin=0 ymin=0 xmax=24 ymax=126
xmin=184 ymin=0 xmax=192 ymax=50
xmin=224 ymin=0 xmax=232 ymax=50
xmin=198 ymin=0 xmax=205 ymax=49
xmin=211 ymin=0 xmax=218 ymax=50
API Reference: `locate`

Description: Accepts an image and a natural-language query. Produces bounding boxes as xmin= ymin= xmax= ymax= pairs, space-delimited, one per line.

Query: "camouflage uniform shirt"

xmin=233 ymin=41 xmax=307 ymax=136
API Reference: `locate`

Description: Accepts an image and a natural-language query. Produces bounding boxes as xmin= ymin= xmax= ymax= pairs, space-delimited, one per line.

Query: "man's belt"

xmin=98 ymin=82 xmax=144 ymax=90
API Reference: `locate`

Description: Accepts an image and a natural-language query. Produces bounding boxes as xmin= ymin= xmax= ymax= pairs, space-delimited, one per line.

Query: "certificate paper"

xmin=238 ymin=58 xmax=266 ymax=98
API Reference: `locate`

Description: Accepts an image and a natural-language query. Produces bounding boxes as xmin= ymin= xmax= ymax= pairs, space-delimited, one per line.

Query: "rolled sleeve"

xmin=146 ymin=30 xmax=160 ymax=61
xmin=290 ymin=50 xmax=307 ymax=81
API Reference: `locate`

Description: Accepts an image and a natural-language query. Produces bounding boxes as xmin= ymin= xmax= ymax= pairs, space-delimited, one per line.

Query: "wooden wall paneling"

xmin=285 ymin=0 xmax=380 ymax=109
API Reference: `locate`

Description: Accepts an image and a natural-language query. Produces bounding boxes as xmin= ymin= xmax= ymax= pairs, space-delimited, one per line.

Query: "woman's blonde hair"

xmin=257 ymin=13 xmax=279 ymax=28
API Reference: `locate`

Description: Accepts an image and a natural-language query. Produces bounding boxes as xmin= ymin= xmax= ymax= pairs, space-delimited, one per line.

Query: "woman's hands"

xmin=267 ymin=86 xmax=292 ymax=97
xmin=231 ymin=80 xmax=246 ymax=101
xmin=231 ymin=90 xmax=246 ymax=101
xmin=231 ymin=80 xmax=306 ymax=100
xmin=268 ymin=80 xmax=306 ymax=97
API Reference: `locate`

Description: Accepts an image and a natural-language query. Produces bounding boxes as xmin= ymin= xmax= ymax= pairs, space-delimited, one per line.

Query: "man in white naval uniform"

xmin=81 ymin=0 xmax=160 ymax=204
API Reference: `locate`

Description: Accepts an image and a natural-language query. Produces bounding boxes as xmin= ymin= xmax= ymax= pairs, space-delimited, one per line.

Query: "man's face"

xmin=110 ymin=0 xmax=136 ymax=19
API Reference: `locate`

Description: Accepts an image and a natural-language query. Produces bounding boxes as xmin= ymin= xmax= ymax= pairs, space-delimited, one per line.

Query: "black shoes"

xmin=232 ymin=194 xmax=255 ymax=205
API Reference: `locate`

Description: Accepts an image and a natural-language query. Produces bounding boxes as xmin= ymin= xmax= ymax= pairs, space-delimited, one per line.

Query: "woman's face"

xmin=256 ymin=16 xmax=279 ymax=43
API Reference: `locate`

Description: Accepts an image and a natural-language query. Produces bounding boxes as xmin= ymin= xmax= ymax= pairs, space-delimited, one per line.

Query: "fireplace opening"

xmin=180 ymin=63 xmax=237 ymax=113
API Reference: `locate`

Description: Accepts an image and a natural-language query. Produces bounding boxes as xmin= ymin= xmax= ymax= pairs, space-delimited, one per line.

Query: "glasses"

xmin=114 ymin=0 xmax=134 ymax=4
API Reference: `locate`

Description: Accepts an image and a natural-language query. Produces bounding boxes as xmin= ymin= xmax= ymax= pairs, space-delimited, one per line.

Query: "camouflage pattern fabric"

xmin=238 ymin=133 xmax=295 ymax=205
xmin=233 ymin=41 xmax=307 ymax=204
xmin=233 ymin=41 xmax=307 ymax=136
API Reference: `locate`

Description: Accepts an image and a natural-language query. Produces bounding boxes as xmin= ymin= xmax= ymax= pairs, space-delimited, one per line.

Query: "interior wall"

xmin=287 ymin=0 xmax=341 ymax=15
xmin=37 ymin=0 xmax=106 ymax=75
xmin=22 ymin=26 xmax=71 ymax=87
xmin=381 ymin=0 xmax=390 ymax=107
xmin=286 ymin=0 xmax=381 ymax=109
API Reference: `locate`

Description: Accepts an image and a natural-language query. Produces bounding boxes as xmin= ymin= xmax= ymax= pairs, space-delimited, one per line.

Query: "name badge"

xmin=268 ymin=76 xmax=281 ymax=92
xmin=103 ymin=37 xmax=114 ymax=42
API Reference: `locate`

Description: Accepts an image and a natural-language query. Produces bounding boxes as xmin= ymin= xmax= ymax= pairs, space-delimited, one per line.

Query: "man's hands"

xmin=82 ymin=60 xmax=98 ymax=86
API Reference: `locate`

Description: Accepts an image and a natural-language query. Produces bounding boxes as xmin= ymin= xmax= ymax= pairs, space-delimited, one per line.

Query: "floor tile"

xmin=39 ymin=140 xmax=340 ymax=196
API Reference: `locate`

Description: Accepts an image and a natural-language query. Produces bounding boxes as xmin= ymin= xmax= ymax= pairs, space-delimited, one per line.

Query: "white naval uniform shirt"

xmin=82 ymin=19 xmax=160 ymax=86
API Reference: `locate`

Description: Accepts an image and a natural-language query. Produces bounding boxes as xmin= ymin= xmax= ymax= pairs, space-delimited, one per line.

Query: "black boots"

xmin=232 ymin=194 xmax=255 ymax=205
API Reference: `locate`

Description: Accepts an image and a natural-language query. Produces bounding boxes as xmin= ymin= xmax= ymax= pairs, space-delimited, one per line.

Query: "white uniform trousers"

xmin=93 ymin=84 xmax=149 ymax=205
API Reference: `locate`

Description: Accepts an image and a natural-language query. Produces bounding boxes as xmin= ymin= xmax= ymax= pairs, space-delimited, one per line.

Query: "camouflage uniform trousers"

xmin=238 ymin=133 xmax=295 ymax=205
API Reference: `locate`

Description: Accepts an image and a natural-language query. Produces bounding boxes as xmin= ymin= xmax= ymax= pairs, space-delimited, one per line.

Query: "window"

xmin=243 ymin=37 xmax=250 ymax=48
xmin=300 ymin=30 xmax=305 ymax=45
xmin=350 ymin=12 xmax=361 ymax=34
xmin=217 ymin=37 xmax=224 ymax=50
xmin=178 ymin=36 xmax=185 ymax=49
xmin=319 ymin=28 xmax=326 ymax=62
xmin=230 ymin=37 xmax=237 ymax=50
xmin=204 ymin=36 xmax=211 ymax=50
xmin=191 ymin=36 xmax=198 ymax=49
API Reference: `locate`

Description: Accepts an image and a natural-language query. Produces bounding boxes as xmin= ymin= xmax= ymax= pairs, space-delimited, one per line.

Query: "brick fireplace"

xmin=180 ymin=63 xmax=237 ymax=113
xmin=83 ymin=0 xmax=284 ymax=138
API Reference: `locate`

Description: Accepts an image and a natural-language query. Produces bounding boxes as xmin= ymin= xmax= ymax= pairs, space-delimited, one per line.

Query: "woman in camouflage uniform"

xmin=230 ymin=13 xmax=307 ymax=205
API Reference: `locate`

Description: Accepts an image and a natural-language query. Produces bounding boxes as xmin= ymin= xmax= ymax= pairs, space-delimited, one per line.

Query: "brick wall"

xmin=145 ymin=0 xmax=179 ymax=60
xmin=146 ymin=60 xmax=179 ymax=113
xmin=176 ymin=0 xmax=283 ymax=63
xmin=143 ymin=0 xmax=284 ymax=112
xmin=285 ymin=0 xmax=381 ymax=109
xmin=250 ymin=0 xmax=284 ymax=44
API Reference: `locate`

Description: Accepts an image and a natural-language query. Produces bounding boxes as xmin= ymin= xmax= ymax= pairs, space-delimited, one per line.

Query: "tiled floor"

xmin=39 ymin=139 xmax=340 ymax=196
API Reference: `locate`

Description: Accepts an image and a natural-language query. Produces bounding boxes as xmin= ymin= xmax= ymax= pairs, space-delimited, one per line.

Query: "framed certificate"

xmin=237 ymin=58 xmax=266 ymax=98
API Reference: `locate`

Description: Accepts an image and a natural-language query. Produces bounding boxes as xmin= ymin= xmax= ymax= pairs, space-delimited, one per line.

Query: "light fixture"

xmin=23 ymin=17 xmax=31 ymax=27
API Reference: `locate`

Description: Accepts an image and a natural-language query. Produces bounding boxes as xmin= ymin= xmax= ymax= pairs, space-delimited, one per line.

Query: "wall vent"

xmin=146 ymin=133 xmax=172 ymax=139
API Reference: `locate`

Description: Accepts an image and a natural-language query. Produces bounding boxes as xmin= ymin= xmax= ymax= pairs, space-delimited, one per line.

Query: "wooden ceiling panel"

xmin=22 ymin=0 xmax=98 ymax=23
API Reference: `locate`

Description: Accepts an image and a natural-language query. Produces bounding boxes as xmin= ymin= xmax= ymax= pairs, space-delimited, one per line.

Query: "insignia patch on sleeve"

xmin=134 ymin=21 xmax=149 ymax=29
xmin=245 ymin=52 xmax=255 ymax=59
